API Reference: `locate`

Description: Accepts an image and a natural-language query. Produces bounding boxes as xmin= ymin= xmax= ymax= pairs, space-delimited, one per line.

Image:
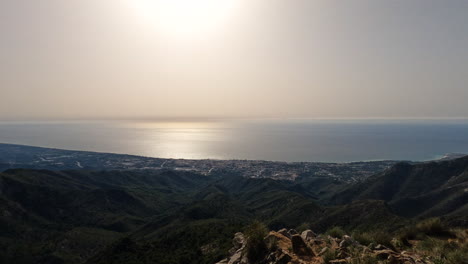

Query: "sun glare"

xmin=128 ymin=0 xmax=237 ymax=37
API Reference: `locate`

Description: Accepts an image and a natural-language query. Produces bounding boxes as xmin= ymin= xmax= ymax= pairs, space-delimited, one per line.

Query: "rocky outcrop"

xmin=217 ymin=229 xmax=435 ymax=264
xmin=216 ymin=232 xmax=248 ymax=264
xmin=301 ymin=229 xmax=316 ymax=242
xmin=291 ymin=234 xmax=315 ymax=256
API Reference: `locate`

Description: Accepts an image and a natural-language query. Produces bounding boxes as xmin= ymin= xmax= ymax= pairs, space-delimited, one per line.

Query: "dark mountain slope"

xmin=331 ymin=156 xmax=468 ymax=221
xmin=86 ymin=175 xmax=404 ymax=264
xmin=0 ymin=169 xmax=215 ymax=264
xmin=1 ymin=157 xmax=467 ymax=264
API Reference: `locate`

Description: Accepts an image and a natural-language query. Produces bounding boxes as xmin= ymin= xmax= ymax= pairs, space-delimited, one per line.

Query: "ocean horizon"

xmin=1 ymin=119 xmax=468 ymax=163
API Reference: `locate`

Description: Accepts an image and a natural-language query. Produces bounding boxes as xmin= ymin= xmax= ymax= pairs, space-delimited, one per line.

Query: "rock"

xmin=288 ymin=229 xmax=298 ymax=236
xmin=276 ymin=252 xmax=292 ymax=264
xmin=232 ymin=232 xmax=245 ymax=250
xmin=215 ymin=259 xmax=229 ymax=264
xmin=337 ymin=250 xmax=349 ymax=259
xmin=223 ymin=233 xmax=249 ymax=264
xmin=387 ymin=255 xmax=398 ymax=264
xmin=362 ymin=246 xmax=372 ymax=254
xmin=227 ymin=250 xmax=242 ymax=264
xmin=318 ymin=247 xmax=328 ymax=256
xmin=278 ymin=228 xmax=291 ymax=238
xmin=300 ymin=229 xmax=316 ymax=242
xmin=265 ymin=248 xmax=292 ymax=264
xmin=338 ymin=240 xmax=347 ymax=248
xmin=339 ymin=235 xmax=359 ymax=248
xmin=329 ymin=260 xmax=347 ymax=263
xmin=375 ymin=249 xmax=397 ymax=260
xmin=291 ymin=234 xmax=315 ymax=256
xmin=374 ymin=244 xmax=388 ymax=250
xmin=264 ymin=231 xmax=292 ymax=252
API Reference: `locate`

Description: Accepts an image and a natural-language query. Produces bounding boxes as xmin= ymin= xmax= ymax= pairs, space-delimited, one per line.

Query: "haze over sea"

xmin=1 ymin=119 xmax=468 ymax=163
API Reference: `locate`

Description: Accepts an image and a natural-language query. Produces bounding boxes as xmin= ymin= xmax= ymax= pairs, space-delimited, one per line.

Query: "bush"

xmin=372 ymin=231 xmax=394 ymax=249
xmin=416 ymin=218 xmax=445 ymax=236
xmin=445 ymin=248 xmax=468 ymax=264
xmin=352 ymin=230 xmax=394 ymax=249
xmin=398 ymin=218 xmax=453 ymax=245
xmin=323 ymin=248 xmax=338 ymax=264
xmin=326 ymin=227 xmax=346 ymax=238
xmin=398 ymin=226 xmax=420 ymax=243
xmin=416 ymin=235 xmax=468 ymax=264
xmin=352 ymin=232 xmax=374 ymax=246
xmin=244 ymin=221 xmax=268 ymax=262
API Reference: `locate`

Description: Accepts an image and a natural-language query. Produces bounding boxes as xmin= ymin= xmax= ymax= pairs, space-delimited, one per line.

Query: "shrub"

xmin=244 ymin=221 xmax=268 ymax=262
xmin=352 ymin=232 xmax=374 ymax=246
xmin=416 ymin=218 xmax=445 ymax=236
xmin=352 ymin=230 xmax=394 ymax=249
xmin=326 ymin=227 xmax=345 ymax=238
xmin=416 ymin=235 xmax=468 ymax=264
xmin=323 ymin=248 xmax=338 ymax=264
xmin=445 ymin=248 xmax=468 ymax=264
xmin=398 ymin=218 xmax=453 ymax=245
xmin=372 ymin=231 xmax=394 ymax=249
xmin=398 ymin=226 xmax=420 ymax=243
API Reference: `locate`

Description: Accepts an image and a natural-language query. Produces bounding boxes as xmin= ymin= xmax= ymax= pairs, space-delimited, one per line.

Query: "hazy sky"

xmin=1 ymin=0 xmax=468 ymax=120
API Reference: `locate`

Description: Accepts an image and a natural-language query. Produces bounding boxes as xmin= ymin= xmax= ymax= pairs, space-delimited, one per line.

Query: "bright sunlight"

xmin=128 ymin=0 xmax=238 ymax=37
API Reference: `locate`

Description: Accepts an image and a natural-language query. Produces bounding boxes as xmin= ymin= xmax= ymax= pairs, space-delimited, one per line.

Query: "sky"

xmin=1 ymin=0 xmax=468 ymax=120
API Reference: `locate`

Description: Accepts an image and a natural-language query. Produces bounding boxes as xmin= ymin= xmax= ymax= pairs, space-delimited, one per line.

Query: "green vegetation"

xmin=414 ymin=230 xmax=468 ymax=264
xmin=244 ymin=221 xmax=268 ymax=262
xmin=398 ymin=217 xmax=455 ymax=245
xmin=0 ymin=153 xmax=467 ymax=264
xmin=322 ymin=248 xmax=338 ymax=264
xmin=326 ymin=226 xmax=345 ymax=238
xmin=415 ymin=218 xmax=452 ymax=237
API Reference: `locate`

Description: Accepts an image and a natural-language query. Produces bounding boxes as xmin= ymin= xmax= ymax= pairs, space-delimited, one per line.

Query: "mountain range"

xmin=0 ymin=145 xmax=467 ymax=263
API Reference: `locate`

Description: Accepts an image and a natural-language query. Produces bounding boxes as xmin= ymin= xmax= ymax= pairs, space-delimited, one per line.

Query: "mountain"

xmin=0 ymin=154 xmax=466 ymax=263
xmin=331 ymin=157 xmax=468 ymax=226
xmin=0 ymin=169 xmax=213 ymax=264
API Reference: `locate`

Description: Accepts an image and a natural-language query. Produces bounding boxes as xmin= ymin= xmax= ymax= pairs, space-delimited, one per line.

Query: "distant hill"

xmin=331 ymin=157 xmax=468 ymax=226
xmin=0 ymin=153 xmax=466 ymax=263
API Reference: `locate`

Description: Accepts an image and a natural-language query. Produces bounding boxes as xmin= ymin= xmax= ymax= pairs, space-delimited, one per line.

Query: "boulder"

xmin=215 ymin=259 xmax=228 ymax=264
xmin=227 ymin=250 xmax=249 ymax=264
xmin=339 ymin=235 xmax=358 ymax=248
xmin=318 ymin=247 xmax=328 ymax=256
xmin=264 ymin=231 xmax=292 ymax=253
xmin=232 ymin=232 xmax=246 ymax=250
xmin=278 ymin=228 xmax=291 ymax=238
xmin=275 ymin=251 xmax=292 ymax=264
xmin=224 ymin=233 xmax=249 ymax=264
xmin=374 ymin=244 xmax=388 ymax=250
xmin=300 ymin=229 xmax=316 ymax=242
xmin=288 ymin=229 xmax=298 ymax=236
xmin=291 ymin=234 xmax=315 ymax=256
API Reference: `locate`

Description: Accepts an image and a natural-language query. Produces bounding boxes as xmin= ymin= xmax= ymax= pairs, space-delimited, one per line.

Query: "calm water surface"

xmin=1 ymin=119 xmax=468 ymax=162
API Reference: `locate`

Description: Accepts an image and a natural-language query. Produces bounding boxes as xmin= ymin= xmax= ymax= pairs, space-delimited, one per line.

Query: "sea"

xmin=1 ymin=119 xmax=468 ymax=163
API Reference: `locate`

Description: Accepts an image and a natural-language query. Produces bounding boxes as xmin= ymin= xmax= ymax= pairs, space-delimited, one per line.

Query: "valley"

xmin=0 ymin=144 xmax=466 ymax=263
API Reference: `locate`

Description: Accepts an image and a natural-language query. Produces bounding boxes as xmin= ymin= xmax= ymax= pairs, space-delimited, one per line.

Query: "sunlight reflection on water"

xmin=1 ymin=119 xmax=468 ymax=162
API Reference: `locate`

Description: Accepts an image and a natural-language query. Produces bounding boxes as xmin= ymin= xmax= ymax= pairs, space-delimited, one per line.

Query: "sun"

xmin=128 ymin=0 xmax=237 ymax=37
